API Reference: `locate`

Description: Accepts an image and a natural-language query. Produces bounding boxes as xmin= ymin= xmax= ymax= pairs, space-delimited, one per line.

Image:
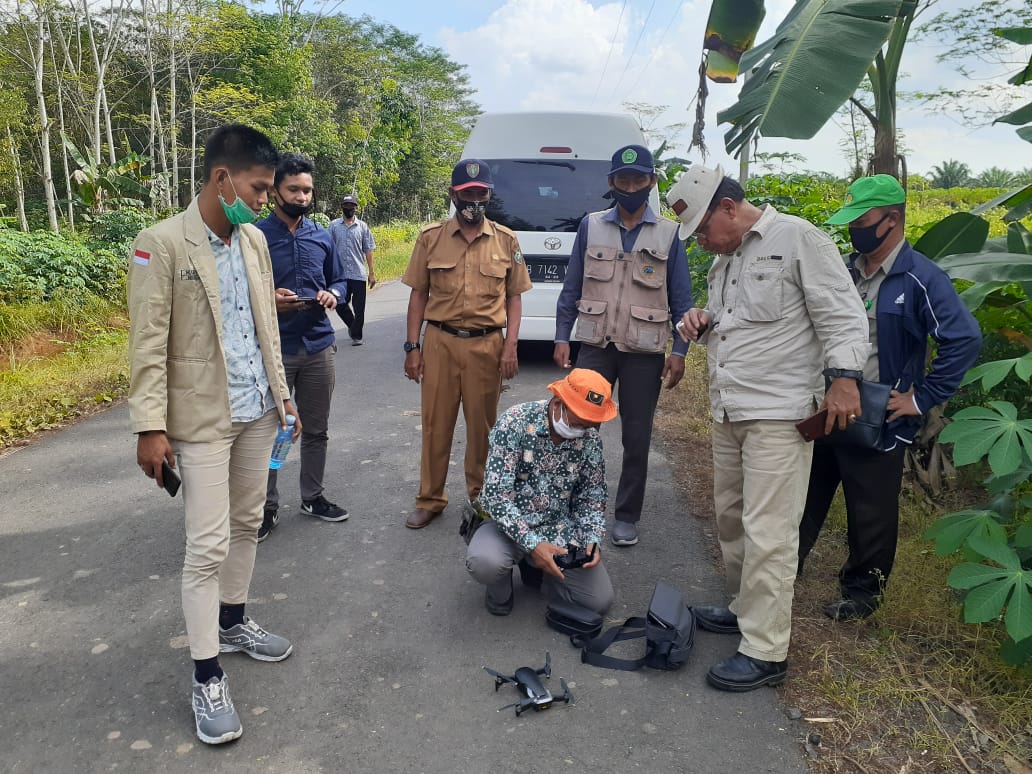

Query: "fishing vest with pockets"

xmin=574 ymin=211 xmax=679 ymax=354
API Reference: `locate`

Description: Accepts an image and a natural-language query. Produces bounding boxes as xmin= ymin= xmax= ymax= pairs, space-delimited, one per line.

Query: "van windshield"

xmin=482 ymin=159 xmax=613 ymax=232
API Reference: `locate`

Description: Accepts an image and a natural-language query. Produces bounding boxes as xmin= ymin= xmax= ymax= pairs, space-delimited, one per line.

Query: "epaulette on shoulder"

xmin=420 ymin=220 xmax=446 ymax=234
xmin=493 ymin=222 xmax=517 ymax=239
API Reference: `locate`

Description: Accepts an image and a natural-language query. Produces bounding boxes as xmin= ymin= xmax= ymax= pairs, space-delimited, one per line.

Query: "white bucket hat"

xmin=665 ymin=164 xmax=725 ymax=240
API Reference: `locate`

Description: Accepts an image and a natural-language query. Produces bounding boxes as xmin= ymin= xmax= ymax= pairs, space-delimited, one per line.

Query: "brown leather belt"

xmin=426 ymin=320 xmax=502 ymax=339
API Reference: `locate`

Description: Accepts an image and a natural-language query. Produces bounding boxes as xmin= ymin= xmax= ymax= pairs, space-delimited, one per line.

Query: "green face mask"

xmin=219 ymin=173 xmax=261 ymax=226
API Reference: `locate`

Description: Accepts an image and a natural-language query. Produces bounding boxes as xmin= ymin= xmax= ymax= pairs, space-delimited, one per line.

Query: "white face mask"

xmin=552 ymin=401 xmax=585 ymax=439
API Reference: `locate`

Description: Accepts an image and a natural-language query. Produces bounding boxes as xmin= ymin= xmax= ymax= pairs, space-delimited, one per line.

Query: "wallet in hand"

xmin=795 ymin=409 xmax=829 ymax=442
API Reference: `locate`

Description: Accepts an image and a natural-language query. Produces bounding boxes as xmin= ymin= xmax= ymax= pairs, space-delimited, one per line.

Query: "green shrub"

xmin=85 ymin=208 xmax=153 ymax=254
xmin=0 ymin=228 xmax=125 ymax=303
xmin=372 ymin=221 xmax=423 ymax=251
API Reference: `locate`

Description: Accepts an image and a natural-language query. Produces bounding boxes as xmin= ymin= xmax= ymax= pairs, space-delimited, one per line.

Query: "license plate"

xmin=526 ymin=259 xmax=567 ymax=283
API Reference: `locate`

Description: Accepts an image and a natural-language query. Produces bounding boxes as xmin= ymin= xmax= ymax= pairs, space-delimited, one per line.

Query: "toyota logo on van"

xmin=543 ymin=237 xmax=562 ymax=251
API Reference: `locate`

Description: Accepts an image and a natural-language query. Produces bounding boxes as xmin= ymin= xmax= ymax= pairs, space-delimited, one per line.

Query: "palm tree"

xmin=972 ymin=167 xmax=1018 ymax=188
xmin=928 ymin=160 xmax=972 ymax=189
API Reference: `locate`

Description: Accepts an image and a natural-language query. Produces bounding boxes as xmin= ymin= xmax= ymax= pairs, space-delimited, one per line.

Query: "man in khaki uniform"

xmin=402 ymin=159 xmax=532 ymax=529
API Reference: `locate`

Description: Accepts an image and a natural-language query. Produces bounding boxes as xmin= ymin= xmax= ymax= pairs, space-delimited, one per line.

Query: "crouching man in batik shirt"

xmin=465 ymin=369 xmax=619 ymax=616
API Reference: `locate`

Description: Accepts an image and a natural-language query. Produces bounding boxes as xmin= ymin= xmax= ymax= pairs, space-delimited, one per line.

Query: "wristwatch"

xmin=403 ymin=341 xmax=420 ymax=353
xmin=329 ymin=288 xmax=342 ymax=300
xmin=823 ymin=368 xmax=863 ymax=381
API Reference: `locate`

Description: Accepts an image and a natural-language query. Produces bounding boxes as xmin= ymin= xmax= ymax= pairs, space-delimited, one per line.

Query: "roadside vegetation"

xmin=0 ymin=215 xmax=420 ymax=449
xmin=655 ymin=173 xmax=1032 ymax=774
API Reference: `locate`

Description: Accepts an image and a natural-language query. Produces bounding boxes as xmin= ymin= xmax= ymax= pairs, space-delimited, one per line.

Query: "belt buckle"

xmin=457 ymin=329 xmax=472 ymax=338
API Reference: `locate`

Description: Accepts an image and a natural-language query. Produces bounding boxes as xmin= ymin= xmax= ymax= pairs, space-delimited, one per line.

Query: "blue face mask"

xmin=219 ymin=174 xmax=261 ymax=226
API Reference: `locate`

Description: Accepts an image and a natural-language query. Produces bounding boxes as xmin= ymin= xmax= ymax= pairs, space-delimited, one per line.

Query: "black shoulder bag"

xmin=579 ymin=581 xmax=696 ymax=671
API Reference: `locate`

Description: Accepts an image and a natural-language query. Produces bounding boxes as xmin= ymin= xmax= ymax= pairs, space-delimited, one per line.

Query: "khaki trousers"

xmin=417 ymin=323 xmax=503 ymax=512
xmin=174 ymin=409 xmax=278 ymax=660
xmin=711 ymin=418 xmax=813 ymax=662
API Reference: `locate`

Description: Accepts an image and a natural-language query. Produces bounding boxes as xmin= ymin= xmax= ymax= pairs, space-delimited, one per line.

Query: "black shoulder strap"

xmin=580 ymin=616 xmax=648 ymax=671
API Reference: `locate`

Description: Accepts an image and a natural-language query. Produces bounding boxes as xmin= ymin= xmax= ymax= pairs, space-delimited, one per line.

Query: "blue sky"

xmin=335 ymin=0 xmax=1031 ymax=178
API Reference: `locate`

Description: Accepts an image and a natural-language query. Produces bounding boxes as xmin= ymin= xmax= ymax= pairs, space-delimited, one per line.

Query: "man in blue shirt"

xmin=328 ymin=194 xmax=377 ymax=346
xmin=554 ymin=144 xmax=694 ymax=547
xmin=257 ymin=153 xmax=349 ymax=540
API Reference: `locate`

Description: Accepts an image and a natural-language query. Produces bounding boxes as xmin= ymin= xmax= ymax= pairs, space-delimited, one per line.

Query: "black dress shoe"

xmin=823 ymin=598 xmax=876 ymax=621
xmin=693 ymin=606 xmax=740 ymax=634
xmin=707 ymin=652 xmax=787 ymax=692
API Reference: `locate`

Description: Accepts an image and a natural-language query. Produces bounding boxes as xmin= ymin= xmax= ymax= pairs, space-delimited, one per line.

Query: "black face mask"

xmin=456 ymin=198 xmax=487 ymax=224
xmin=848 ymin=212 xmax=893 ymax=254
xmin=277 ymin=199 xmax=312 ymax=219
xmin=609 ymin=186 xmax=651 ymax=214
xmin=342 ymin=208 xmax=356 ymax=218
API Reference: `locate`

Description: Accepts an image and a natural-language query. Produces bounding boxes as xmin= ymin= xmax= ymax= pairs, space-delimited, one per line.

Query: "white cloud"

xmin=441 ymin=0 xmax=1031 ymax=177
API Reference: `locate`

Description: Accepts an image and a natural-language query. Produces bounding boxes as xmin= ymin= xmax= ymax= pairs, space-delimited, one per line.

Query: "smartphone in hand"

xmin=161 ymin=459 xmax=181 ymax=497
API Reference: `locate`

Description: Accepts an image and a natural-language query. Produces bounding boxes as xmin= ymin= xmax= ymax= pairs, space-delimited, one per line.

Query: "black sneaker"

xmin=257 ymin=507 xmax=278 ymax=543
xmin=351 ymin=339 xmax=362 ymax=346
xmin=300 ymin=496 xmax=349 ymax=522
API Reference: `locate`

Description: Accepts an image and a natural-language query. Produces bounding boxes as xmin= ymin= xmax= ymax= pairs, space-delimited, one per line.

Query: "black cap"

xmin=451 ymin=159 xmax=493 ymax=191
xmin=342 ymin=194 xmax=358 ymax=206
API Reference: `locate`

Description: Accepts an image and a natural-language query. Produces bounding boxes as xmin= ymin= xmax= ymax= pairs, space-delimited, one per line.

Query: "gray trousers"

xmin=266 ymin=343 xmax=336 ymax=507
xmin=575 ymin=343 xmax=664 ymax=524
xmin=465 ymin=521 xmax=615 ymax=615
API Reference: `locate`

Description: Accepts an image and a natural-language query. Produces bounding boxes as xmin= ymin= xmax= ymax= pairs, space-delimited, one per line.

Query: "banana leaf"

xmin=937 ymin=253 xmax=1032 ymax=284
xmin=717 ymin=0 xmax=904 ymax=157
xmin=704 ymin=0 xmax=766 ymax=83
xmin=914 ymin=212 xmax=989 ymax=259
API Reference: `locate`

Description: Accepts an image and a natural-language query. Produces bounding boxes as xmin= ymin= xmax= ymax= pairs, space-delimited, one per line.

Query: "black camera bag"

xmin=579 ymin=581 xmax=696 ymax=671
xmin=545 ymin=600 xmax=604 ymax=646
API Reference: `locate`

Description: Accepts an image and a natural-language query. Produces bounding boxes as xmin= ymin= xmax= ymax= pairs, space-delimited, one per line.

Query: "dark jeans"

xmin=266 ymin=344 xmax=336 ymax=507
xmin=335 ymin=279 xmax=367 ymax=340
xmin=798 ymin=441 xmax=906 ymax=609
xmin=574 ymin=343 xmax=664 ymax=525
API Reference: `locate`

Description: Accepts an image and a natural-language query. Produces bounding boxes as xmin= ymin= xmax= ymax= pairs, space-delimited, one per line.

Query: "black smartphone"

xmin=161 ymin=459 xmax=181 ymax=497
xmin=294 ymin=295 xmax=319 ymax=305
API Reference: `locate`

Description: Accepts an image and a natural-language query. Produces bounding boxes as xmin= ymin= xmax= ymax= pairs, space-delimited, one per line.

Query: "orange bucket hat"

xmin=547 ymin=368 xmax=617 ymax=423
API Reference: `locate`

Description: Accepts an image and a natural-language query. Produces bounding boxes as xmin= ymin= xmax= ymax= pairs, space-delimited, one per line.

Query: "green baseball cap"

xmin=826 ymin=174 xmax=906 ymax=225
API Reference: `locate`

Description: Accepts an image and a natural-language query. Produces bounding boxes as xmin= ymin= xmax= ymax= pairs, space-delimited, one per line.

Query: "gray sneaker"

xmin=192 ymin=675 xmax=242 ymax=745
xmin=218 ymin=616 xmax=293 ymax=662
xmin=610 ymin=521 xmax=639 ymax=546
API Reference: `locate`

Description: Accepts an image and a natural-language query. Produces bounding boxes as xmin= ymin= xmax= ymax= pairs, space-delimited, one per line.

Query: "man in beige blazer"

xmin=128 ymin=124 xmax=300 ymax=745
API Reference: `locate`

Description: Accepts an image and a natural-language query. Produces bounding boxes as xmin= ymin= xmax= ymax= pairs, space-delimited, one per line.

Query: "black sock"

xmin=219 ymin=602 xmax=245 ymax=630
xmin=194 ymin=657 xmax=223 ymax=684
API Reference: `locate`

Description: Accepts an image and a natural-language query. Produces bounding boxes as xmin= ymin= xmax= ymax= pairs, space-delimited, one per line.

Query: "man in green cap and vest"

xmin=798 ymin=174 xmax=981 ymax=621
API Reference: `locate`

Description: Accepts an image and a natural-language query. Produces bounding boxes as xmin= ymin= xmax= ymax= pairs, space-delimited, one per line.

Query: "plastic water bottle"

xmin=269 ymin=415 xmax=296 ymax=470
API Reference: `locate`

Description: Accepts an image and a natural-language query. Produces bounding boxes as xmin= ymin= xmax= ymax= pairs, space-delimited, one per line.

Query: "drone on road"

xmin=483 ymin=652 xmax=574 ymax=716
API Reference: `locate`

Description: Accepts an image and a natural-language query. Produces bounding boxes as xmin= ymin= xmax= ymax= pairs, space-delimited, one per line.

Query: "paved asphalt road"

xmin=0 ymin=280 xmax=808 ymax=773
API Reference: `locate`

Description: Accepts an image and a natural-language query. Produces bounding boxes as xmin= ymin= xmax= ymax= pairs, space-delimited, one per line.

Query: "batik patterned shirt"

xmin=481 ymin=400 xmax=607 ymax=552
xmin=206 ymin=227 xmax=272 ymax=423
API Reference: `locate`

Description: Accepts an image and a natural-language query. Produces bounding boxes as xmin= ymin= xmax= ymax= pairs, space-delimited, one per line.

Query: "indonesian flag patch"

xmin=133 ymin=249 xmax=151 ymax=267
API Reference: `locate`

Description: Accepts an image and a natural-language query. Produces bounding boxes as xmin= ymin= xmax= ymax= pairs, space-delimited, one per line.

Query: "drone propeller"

xmin=483 ymin=666 xmax=515 ymax=691
xmin=497 ymin=697 xmax=536 ymax=716
xmin=559 ymin=677 xmax=575 ymax=706
xmin=537 ymin=651 xmax=552 ymax=678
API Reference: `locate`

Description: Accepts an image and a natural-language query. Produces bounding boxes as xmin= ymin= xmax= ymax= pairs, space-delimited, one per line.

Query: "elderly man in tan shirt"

xmin=667 ymin=165 xmax=869 ymax=692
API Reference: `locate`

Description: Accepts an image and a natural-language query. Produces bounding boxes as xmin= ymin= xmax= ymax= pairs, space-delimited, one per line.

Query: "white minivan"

xmin=459 ymin=111 xmax=658 ymax=342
